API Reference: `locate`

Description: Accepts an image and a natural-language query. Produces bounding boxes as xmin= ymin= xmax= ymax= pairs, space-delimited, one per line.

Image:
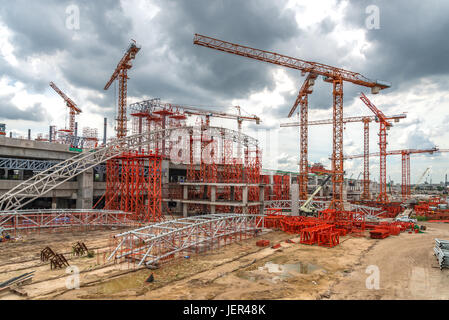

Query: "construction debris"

xmin=256 ymin=240 xmax=270 ymax=247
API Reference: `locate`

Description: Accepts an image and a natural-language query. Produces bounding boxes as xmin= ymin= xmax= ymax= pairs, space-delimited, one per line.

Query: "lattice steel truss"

xmin=264 ymin=200 xmax=329 ymax=211
xmin=0 ymin=126 xmax=258 ymax=211
xmin=0 ymin=209 xmax=135 ymax=232
xmin=107 ymin=213 xmax=264 ymax=267
xmin=0 ymin=157 xmax=106 ymax=174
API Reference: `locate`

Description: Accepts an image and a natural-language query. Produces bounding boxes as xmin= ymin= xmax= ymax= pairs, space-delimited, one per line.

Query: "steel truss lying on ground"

xmin=108 ymin=213 xmax=264 ymax=267
xmin=0 ymin=126 xmax=258 ymax=211
xmin=0 ymin=209 xmax=135 ymax=232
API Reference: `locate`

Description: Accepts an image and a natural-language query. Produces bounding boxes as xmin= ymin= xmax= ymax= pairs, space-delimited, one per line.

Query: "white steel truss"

xmin=107 ymin=213 xmax=264 ymax=267
xmin=350 ymin=204 xmax=385 ymax=219
xmin=0 ymin=209 xmax=135 ymax=232
xmin=0 ymin=126 xmax=258 ymax=211
xmin=264 ymin=200 xmax=329 ymax=211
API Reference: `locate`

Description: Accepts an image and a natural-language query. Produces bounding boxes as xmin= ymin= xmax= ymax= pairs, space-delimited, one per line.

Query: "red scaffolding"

xmin=105 ymin=151 xmax=162 ymax=223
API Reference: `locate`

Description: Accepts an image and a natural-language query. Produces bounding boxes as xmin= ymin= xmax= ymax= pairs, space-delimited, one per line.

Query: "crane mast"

xmin=104 ymin=41 xmax=141 ymax=140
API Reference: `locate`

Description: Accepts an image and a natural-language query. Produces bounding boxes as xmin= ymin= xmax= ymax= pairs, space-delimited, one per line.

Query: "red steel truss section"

xmin=193 ymin=34 xmax=390 ymax=90
xmin=330 ymin=79 xmax=344 ymax=210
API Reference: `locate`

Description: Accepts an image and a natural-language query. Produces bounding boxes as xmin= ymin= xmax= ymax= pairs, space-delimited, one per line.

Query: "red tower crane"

xmin=345 ymin=147 xmax=438 ymax=201
xmin=193 ymin=33 xmax=390 ymax=209
xmin=359 ymin=92 xmax=399 ymax=203
xmin=104 ymin=40 xmax=141 ymax=140
xmin=49 ymin=82 xmax=82 ymax=135
xmin=281 ymin=113 xmax=406 ymax=199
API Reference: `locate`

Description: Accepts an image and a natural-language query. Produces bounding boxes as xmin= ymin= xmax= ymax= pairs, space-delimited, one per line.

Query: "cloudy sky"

xmin=0 ymin=0 xmax=448 ymax=184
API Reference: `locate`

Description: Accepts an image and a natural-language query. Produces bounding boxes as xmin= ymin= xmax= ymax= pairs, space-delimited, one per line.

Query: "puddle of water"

xmin=239 ymin=261 xmax=323 ymax=283
xmin=259 ymin=261 xmax=321 ymax=275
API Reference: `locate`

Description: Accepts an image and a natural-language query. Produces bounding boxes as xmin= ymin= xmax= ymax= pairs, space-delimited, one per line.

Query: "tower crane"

xmin=104 ymin=40 xmax=141 ymax=140
xmin=49 ymin=82 xmax=82 ymax=136
xmin=344 ymin=147 xmax=438 ymax=201
xmin=359 ymin=92 xmax=398 ymax=203
xmin=281 ymin=113 xmax=406 ymax=199
xmin=193 ymin=33 xmax=390 ymax=210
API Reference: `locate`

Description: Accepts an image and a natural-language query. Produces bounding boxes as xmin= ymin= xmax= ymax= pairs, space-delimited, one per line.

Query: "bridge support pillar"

xmin=210 ymin=185 xmax=216 ymax=214
xmin=76 ymin=169 xmax=93 ymax=209
xmin=182 ymin=185 xmax=188 ymax=217
xmin=291 ymin=183 xmax=299 ymax=216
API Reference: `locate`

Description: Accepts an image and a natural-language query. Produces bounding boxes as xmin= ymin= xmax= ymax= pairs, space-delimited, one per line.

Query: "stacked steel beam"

xmin=434 ymin=238 xmax=449 ymax=270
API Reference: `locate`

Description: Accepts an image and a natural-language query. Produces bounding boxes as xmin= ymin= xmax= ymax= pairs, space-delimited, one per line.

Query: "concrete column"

xmin=103 ymin=118 xmax=107 ymax=145
xmin=230 ymin=186 xmax=235 ymax=213
xmin=161 ymin=160 xmax=170 ymax=185
xmin=259 ymin=185 xmax=265 ymax=214
xmin=18 ymin=170 xmax=24 ymax=180
xmin=51 ymin=197 xmax=57 ymax=209
xmin=343 ymin=180 xmax=348 ymax=202
xmin=242 ymin=186 xmax=248 ymax=214
xmin=182 ymin=185 xmax=188 ymax=217
xmin=291 ymin=183 xmax=299 ymax=216
xmin=76 ymin=169 xmax=93 ymax=209
xmin=210 ymin=185 xmax=216 ymax=214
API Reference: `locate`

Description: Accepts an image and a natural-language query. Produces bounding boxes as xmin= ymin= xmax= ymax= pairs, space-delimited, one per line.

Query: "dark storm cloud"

xmin=341 ymin=0 xmax=449 ymax=90
xmin=0 ymin=0 xmax=131 ymax=94
xmin=0 ymin=0 xmax=301 ymax=118
xmin=0 ymin=94 xmax=48 ymax=121
xmin=129 ymin=0 xmax=299 ymax=106
xmin=1 ymin=0 xmax=447 ymax=125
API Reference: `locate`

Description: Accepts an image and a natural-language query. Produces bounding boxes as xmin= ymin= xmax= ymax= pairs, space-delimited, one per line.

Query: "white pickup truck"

xmin=395 ymin=216 xmax=417 ymax=223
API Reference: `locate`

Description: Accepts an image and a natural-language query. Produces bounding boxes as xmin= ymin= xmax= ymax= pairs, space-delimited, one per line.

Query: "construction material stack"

xmin=434 ymin=239 xmax=449 ymax=270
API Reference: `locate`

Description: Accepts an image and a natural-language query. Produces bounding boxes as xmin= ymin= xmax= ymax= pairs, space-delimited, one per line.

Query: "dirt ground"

xmin=1 ymin=222 xmax=449 ymax=300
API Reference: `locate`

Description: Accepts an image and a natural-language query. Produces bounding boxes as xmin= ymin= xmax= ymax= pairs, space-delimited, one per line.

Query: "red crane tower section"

xmin=49 ymin=82 xmax=82 ymax=135
xmin=104 ymin=41 xmax=141 ymax=140
xmin=193 ymin=33 xmax=390 ymax=210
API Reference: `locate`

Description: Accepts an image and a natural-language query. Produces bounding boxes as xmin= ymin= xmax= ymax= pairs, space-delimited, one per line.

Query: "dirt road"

xmin=1 ymin=222 xmax=449 ymax=300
